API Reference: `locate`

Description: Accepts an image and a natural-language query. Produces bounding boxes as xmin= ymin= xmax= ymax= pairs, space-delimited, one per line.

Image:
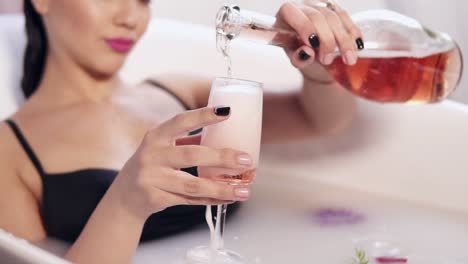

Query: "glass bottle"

xmin=216 ymin=6 xmax=463 ymax=103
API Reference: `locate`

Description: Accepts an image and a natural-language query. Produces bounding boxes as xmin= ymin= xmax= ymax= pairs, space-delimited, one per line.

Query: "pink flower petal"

xmin=375 ymin=256 xmax=408 ymax=263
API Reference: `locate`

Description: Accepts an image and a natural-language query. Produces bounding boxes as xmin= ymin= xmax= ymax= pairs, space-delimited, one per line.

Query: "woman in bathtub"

xmin=0 ymin=0 xmax=362 ymax=263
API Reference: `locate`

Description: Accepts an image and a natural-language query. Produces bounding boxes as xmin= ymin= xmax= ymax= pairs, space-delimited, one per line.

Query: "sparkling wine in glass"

xmin=185 ymin=77 xmax=263 ymax=264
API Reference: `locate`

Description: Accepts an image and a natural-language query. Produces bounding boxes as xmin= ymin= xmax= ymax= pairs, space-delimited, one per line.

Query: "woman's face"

xmin=38 ymin=0 xmax=151 ymax=79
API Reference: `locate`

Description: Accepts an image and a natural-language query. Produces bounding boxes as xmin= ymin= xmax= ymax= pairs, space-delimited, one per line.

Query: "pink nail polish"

xmin=324 ymin=53 xmax=335 ymax=65
xmin=234 ymin=188 xmax=250 ymax=199
xmin=345 ymin=51 xmax=357 ymax=65
xmin=237 ymin=154 xmax=253 ymax=166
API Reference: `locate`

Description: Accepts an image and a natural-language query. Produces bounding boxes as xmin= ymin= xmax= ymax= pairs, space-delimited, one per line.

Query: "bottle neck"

xmin=216 ymin=6 xmax=250 ymax=41
xmin=216 ymin=5 xmax=297 ymax=52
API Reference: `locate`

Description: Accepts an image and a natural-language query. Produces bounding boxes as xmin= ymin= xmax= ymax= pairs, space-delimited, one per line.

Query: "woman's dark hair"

xmin=22 ymin=0 xmax=48 ymax=99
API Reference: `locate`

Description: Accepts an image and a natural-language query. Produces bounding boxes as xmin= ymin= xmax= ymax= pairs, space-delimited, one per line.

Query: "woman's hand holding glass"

xmin=110 ymin=107 xmax=252 ymax=221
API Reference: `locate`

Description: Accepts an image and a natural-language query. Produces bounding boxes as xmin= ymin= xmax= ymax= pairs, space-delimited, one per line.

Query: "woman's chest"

xmin=33 ymin=108 xmax=158 ymax=171
xmin=19 ymin=98 xmax=186 ymax=201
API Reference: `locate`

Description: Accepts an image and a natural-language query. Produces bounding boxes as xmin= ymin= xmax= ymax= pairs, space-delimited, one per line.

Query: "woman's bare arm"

xmin=155 ymin=73 xmax=355 ymax=144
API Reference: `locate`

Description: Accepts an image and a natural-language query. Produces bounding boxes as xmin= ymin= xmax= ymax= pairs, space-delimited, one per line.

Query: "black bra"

xmin=4 ymin=81 xmax=239 ymax=243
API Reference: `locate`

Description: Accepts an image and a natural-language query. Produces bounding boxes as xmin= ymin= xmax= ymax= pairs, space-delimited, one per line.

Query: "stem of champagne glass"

xmin=219 ymin=204 xmax=228 ymax=250
xmin=213 ymin=204 xmax=228 ymax=251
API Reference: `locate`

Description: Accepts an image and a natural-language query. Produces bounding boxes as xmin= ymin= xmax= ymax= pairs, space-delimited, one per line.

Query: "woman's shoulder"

xmin=0 ymin=117 xmax=21 ymax=160
xmin=0 ymin=119 xmax=22 ymax=179
xmin=0 ymin=115 xmax=44 ymax=196
xmin=0 ymin=118 xmax=47 ymax=242
xmin=0 ymin=107 xmax=36 ymax=164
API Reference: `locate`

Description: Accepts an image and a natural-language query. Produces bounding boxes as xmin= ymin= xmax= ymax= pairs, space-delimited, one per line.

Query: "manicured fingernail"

xmin=232 ymin=6 xmax=240 ymax=11
xmin=356 ymin=38 xmax=364 ymax=50
xmin=234 ymin=188 xmax=250 ymax=199
xmin=299 ymin=50 xmax=311 ymax=61
xmin=309 ymin=34 xmax=320 ymax=48
xmin=345 ymin=51 xmax=357 ymax=65
xmin=237 ymin=154 xmax=253 ymax=166
xmin=214 ymin=107 xmax=230 ymax=116
xmin=323 ymin=53 xmax=335 ymax=65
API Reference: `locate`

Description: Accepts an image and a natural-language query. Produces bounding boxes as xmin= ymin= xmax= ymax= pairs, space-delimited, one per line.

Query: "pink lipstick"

xmin=105 ymin=38 xmax=135 ymax=53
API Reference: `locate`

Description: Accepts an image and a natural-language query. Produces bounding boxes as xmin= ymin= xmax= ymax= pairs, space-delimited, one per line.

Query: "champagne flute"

xmin=186 ymin=77 xmax=263 ymax=264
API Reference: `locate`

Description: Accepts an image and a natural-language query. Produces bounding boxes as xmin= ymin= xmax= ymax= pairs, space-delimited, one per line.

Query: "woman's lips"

xmin=105 ymin=38 xmax=135 ymax=53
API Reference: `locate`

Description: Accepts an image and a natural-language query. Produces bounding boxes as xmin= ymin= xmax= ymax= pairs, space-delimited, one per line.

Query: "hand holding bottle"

xmin=273 ymin=0 xmax=364 ymax=70
xmin=217 ymin=4 xmax=463 ymax=103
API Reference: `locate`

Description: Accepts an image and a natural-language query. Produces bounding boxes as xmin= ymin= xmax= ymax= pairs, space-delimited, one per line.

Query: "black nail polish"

xmin=309 ymin=34 xmax=320 ymax=49
xmin=214 ymin=107 xmax=231 ymax=116
xmin=299 ymin=50 xmax=311 ymax=61
xmin=356 ymin=38 xmax=364 ymax=50
xmin=232 ymin=6 xmax=240 ymax=11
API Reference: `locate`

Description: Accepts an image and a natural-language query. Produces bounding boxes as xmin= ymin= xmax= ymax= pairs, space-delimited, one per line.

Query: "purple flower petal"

xmin=312 ymin=208 xmax=366 ymax=226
